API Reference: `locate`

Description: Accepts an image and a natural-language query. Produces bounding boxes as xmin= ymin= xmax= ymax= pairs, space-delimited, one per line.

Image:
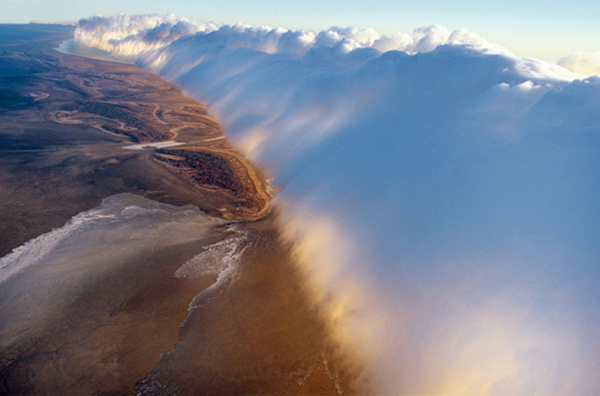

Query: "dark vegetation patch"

xmin=155 ymin=148 xmax=265 ymax=214
xmin=155 ymin=149 xmax=243 ymax=194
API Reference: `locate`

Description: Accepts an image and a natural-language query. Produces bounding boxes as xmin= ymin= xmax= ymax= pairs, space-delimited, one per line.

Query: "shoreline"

xmin=56 ymin=38 xmax=136 ymax=65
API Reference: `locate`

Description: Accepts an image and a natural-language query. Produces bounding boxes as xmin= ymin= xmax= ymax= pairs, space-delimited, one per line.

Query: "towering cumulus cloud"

xmin=74 ymin=14 xmax=600 ymax=395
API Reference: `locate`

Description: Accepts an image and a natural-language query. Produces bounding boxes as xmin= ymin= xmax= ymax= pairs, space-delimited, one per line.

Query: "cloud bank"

xmin=74 ymin=14 xmax=600 ymax=395
xmin=74 ymin=13 xmax=514 ymax=60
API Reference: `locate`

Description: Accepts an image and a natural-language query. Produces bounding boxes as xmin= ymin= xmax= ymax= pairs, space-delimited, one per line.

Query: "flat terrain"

xmin=0 ymin=24 xmax=269 ymax=258
xmin=0 ymin=24 xmax=352 ymax=395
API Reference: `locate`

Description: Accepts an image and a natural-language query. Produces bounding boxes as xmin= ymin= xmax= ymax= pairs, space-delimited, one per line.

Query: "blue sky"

xmin=2 ymin=0 xmax=599 ymax=60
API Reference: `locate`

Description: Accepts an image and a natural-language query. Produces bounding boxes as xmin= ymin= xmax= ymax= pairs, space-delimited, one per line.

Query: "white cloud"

xmin=74 ymin=13 xmax=513 ymax=61
xmin=558 ymin=51 xmax=600 ymax=76
xmin=73 ymin=14 xmax=600 ymax=395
